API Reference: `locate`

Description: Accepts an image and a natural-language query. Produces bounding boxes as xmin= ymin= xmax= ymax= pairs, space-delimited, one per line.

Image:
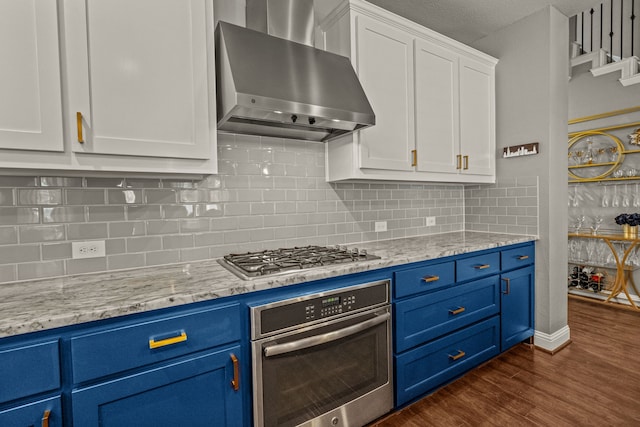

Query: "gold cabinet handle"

xmin=448 ymin=350 xmax=466 ymax=361
xmin=76 ymin=112 xmax=84 ymax=143
xmin=148 ymin=331 xmax=187 ymax=349
xmin=42 ymin=410 xmax=51 ymax=427
xmin=502 ymin=277 xmax=511 ymax=295
xmin=448 ymin=306 xmax=466 ymax=315
xmin=411 ymin=149 xmax=417 ymax=167
xmin=230 ymin=353 xmax=240 ymax=391
xmin=456 ymin=154 xmax=462 ymax=169
xmin=422 ymin=275 xmax=440 ymax=283
xmin=518 ymin=255 xmax=530 ymax=260
xmin=463 ymin=155 xmax=469 ymax=170
xmin=474 ymin=264 xmax=490 ymax=270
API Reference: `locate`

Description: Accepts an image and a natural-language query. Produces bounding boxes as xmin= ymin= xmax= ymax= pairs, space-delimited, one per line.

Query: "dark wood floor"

xmin=371 ymin=297 xmax=640 ymax=426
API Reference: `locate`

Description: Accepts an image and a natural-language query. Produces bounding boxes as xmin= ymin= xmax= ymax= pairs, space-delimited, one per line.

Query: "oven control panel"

xmin=254 ymin=280 xmax=390 ymax=337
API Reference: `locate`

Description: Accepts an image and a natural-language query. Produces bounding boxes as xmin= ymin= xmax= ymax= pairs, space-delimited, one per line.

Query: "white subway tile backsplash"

xmin=0 ymin=138 xmax=537 ymax=283
xmin=42 ymin=206 xmax=84 ymax=223
xmin=19 ymin=225 xmax=65 ymax=243
xmin=0 ymin=226 xmax=17 ymax=244
xmin=0 ymin=189 xmax=14 ymax=205
xmin=67 ymin=223 xmax=108 ymax=240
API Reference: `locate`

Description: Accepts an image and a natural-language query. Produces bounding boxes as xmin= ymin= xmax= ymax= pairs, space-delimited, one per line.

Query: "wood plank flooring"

xmin=371 ymin=297 xmax=640 ymax=426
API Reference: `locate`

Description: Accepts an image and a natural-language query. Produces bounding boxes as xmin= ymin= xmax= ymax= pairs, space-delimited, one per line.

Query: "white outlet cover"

xmin=426 ymin=216 xmax=436 ymax=226
xmin=374 ymin=221 xmax=387 ymax=232
xmin=72 ymin=240 xmax=106 ymax=259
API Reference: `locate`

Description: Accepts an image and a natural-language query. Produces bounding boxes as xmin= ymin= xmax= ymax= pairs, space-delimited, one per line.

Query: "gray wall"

xmin=473 ymin=6 xmax=570 ymax=346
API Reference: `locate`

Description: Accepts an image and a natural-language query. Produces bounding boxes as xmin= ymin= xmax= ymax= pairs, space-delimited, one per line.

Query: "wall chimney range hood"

xmin=215 ymin=0 xmax=375 ymax=142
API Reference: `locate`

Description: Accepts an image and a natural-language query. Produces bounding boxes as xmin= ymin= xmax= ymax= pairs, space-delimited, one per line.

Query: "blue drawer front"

xmin=456 ymin=252 xmax=500 ymax=282
xmin=501 ymin=243 xmax=535 ymax=271
xmin=395 ymin=316 xmax=500 ymax=406
xmin=71 ymin=303 xmax=241 ymax=384
xmin=0 ymin=396 xmax=62 ymax=427
xmin=394 ymin=276 xmax=500 ymax=353
xmin=0 ymin=340 xmax=60 ymax=404
xmin=394 ymin=261 xmax=455 ymax=298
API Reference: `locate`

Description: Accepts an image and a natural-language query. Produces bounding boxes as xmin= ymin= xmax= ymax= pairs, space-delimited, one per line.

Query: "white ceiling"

xmin=366 ymin=0 xmax=601 ymax=44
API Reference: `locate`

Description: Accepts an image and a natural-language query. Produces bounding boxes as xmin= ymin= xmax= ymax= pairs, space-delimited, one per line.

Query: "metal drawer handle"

xmin=448 ymin=350 xmax=466 ymax=361
xmin=76 ymin=112 xmax=84 ymax=143
xmin=42 ymin=410 xmax=51 ymax=427
xmin=463 ymin=155 xmax=469 ymax=170
xmin=263 ymin=311 xmax=390 ymax=358
xmin=448 ymin=306 xmax=466 ymax=315
xmin=422 ymin=275 xmax=440 ymax=283
xmin=502 ymin=277 xmax=511 ymax=295
xmin=230 ymin=353 xmax=240 ymax=391
xmin=475 ymin=264 xmax=490 ymax=270
xmin=411 ymin=149 xmax=417 ymax=167
xmin=518 ymin=255 xmax=529 ymax=260
xmin=456 ymin=154 xmax=462 ymax=169
xmin=149 ymin=331 xmax=187 ymax=349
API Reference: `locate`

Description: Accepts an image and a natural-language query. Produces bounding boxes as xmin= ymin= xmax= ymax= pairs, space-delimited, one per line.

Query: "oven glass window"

xmin=261 ymin=321 xmax=389 ymax=427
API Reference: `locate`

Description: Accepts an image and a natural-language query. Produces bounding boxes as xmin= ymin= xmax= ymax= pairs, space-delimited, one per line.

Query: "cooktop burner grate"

xmin=219 ymin=245 xmax=379 ymax=279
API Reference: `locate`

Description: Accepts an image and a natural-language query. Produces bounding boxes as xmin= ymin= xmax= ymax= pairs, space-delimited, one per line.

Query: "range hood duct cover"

xmin=215 ymin=3 xmax=375 ymax=142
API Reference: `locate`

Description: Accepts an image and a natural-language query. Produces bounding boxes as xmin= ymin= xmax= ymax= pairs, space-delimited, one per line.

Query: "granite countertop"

xmin=0 ymin=231 xmax=536 ymax=338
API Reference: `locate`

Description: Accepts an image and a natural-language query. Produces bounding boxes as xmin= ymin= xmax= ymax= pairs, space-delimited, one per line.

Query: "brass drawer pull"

xmin=463 ymin=155 xmax=469 ymax=170
xmin=448 ymin=350 xmax=466 ymax=361
xmin=456 ymin=154 xmax=462 ymax=169
xmin=422 ymin=275 xmax=440 ymax=283
xmin=518 ymin=255 xmax=530 ymax=260
xmin=230 ymin=353 xmax=240 ymax=391
xmin=77 ymin=112 xmax=84 ymax=143
xmin=411 ymin=149 xmax=417 ymax=167
xmin=42 ymin=410 xmax=51 ymax=427
xmin=448 ymin=306 xmax=466 ymax=315
xmin=474 ymin=264 xmax=490 ymax=270
xmin=502 ymin=277 xmax=511 ymax=295
xmin=148 ymin=331 xmax=187 ymax=349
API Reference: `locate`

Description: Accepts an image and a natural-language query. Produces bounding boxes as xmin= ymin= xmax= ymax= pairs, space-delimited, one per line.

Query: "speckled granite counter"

xmin=0 ymin=231 xmax=536 ymax=338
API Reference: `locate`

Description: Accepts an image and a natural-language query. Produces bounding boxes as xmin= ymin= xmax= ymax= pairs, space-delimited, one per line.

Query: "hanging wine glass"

xmin=622 ymin=185 xmax=630 ymax=207
xmin=602 ymin=186 xmax=610 ymax=207
xmin=572 ymin=186 xmax=579 ymax=207
xmin=591 ymin=215 xmax=604 ymax=234
xmin=633 ymin=184 xmax=640 ymax=208
xmin=612 ymin=186 xmax=620 ymax=208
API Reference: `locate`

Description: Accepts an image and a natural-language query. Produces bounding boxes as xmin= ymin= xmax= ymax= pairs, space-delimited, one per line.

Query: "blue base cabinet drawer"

xmin=71 ymin=303 xmax=241 ymax=384
xmin=72 ymin=344 xmax=243 ymax=427
xmin=395 ymin=316 xmax=500 ymax=406
xmin=0 ymin=396 xmax=62 ymax=427
xmin=394 ymin=261 xmax=455 ymax=299
xmin=501 ymin=245 xmax=535 ymax=271
xmin=0 ymin=340 xmax=60 ymax=404
xmin=394 ymin=275 xmax=500 ymax=353
xmin=456 ymin=252 xmax=500 ymax=282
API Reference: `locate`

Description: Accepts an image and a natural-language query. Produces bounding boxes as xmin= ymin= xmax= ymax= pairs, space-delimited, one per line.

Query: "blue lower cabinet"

xmin=395 ymin=316 xmax=500 ymax=406
xmin=0 ymin=396 xmax=62 ymax=427
xmin=501 ymin=265 xmax=535 ymax=351
xmin=72 ymin=344 xmax=243 ymax=427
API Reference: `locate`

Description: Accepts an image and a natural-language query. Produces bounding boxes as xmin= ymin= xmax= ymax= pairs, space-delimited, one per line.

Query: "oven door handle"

xmin=263 ymin=312 xmax=390 ymax=358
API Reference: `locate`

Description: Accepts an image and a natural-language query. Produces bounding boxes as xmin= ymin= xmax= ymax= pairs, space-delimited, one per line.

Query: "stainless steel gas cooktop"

xmin=219 ymin=245 xmax=380 ymax=280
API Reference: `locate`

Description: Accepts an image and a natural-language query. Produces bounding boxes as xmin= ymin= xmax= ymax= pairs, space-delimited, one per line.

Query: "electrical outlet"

xmin=72 ymin=240 xmax=106 ymax=259
xmin=374 ymin=221 xmax=387 ymax=232
xmin=426 ymin=216 xmax=436 ymax=226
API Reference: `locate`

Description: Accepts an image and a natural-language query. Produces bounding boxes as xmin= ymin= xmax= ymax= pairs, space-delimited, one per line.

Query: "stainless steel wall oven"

xmin=250 ymin=280 xmax=393 ymax=427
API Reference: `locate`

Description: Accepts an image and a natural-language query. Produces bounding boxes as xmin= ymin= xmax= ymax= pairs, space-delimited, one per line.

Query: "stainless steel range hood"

xmin=214 ymin=1 xmax=375 ymax=142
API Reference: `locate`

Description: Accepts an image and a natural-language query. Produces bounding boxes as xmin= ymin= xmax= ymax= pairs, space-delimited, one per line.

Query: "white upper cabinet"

xmin=356 ymin=15 xmax=414 ymax=171
xmin=0 ymin=0 xmax=217 ymax=175
xmin=65 ymin=0 xmax=215 ymax=160
xmin=320 ymin=0 xmax=497 ymax=183
xmin=0 ymin=0 xmax=64 ymax=152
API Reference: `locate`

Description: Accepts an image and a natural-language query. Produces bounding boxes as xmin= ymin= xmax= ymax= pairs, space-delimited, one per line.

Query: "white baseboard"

xmin=534 ymin=325 xmax=571 ymax=352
